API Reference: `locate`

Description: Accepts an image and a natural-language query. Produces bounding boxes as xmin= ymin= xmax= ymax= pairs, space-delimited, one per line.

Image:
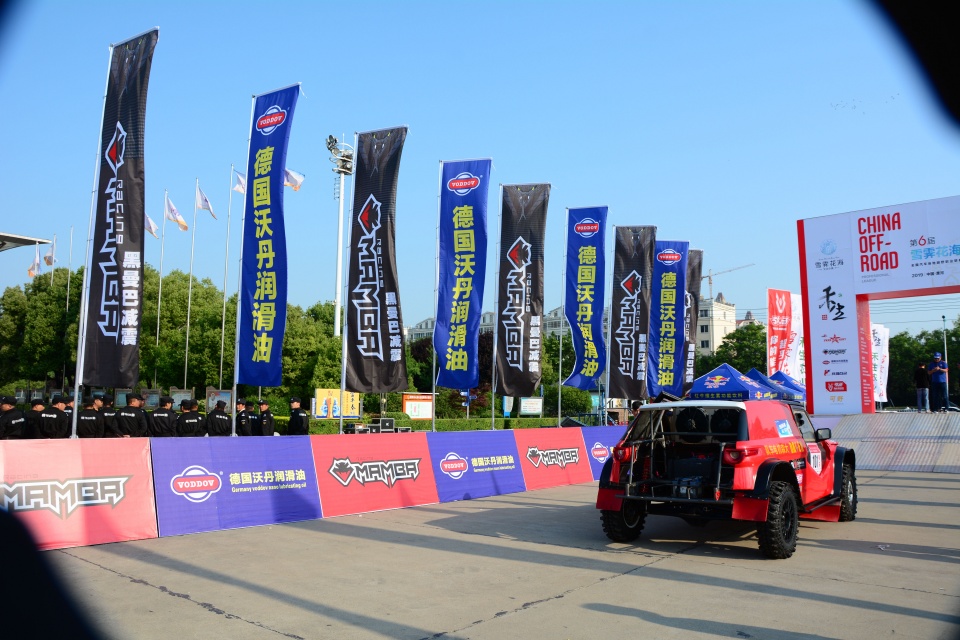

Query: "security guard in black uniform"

xmin=235 ymin=398 xmax=252 ymax=436
xmin=37 ymin=396 xmax=70 ymax=439
xmin=245 ymin=399 xmax=260 ymax=436
xmin=114 ymin=393 xmax=149 ymax=437
xmin=24 ymin=398 xmax=45 ymax=439
xmin=287 ymin=397 xmax=308 ymax=435
xmin=176 ymin=399 xmax=206 ymax=437
xmin=205 ymin=400 xmax=232 ymax=436
xmin=76 ymin=397 xmax=105 ymax=438
xmin=257 ymin=399 xmax=275 ymax=436
xmin=148 ymin=396 xmax=178 ymax=437
xmin=0 ymin=396 xmax=26 ymax=439
xmin=100 ymin=394 xmax=118 ymax=437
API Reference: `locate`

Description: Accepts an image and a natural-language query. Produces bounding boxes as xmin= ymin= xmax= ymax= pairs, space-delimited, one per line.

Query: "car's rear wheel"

xmin=839 ymin=463 xmax=857 ymax=522
xmin=758 ymin=481 xmax=799 ymax=559
xmin=601 ymin=499 xmax=646 ymax=542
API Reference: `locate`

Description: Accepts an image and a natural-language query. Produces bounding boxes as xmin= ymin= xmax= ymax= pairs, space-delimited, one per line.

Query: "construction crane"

xmin=702 ymin=264 xmax=754 ymax=299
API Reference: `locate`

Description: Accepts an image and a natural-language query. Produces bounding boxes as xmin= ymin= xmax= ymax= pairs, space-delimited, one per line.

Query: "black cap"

xmin=258 ymin=399 xmax=269 ymax=406
xmin=236 ymin=398 xmax=246 ymax=406
xmin=289 ymin=396 xmax=301 ymax=404
xmin=82 ymin=396 xmax=95 ymax=405
xmin=51 ymin=395 xmax=66 ymax=405
xmin=244 ymin=399 xmax=255 ymax=408
xmin=102 ymin=394 xmax=114 ymax=403
xmin=126 ymin=393 xmax=142 ymax=402
xmin=189 ymin=399 xmax=199 ymax=409
xmin=0 ymin=395 xmax=16 ymax=405
xmin=159 ymin=396 xmax=174 ymax=405
xmin=215 ymin=400 xmax=227 ymax=409
xmin=31 ymin=398 xmax=45 ymax=407
xmin=180 ymin=398 xmax=191 ymax=407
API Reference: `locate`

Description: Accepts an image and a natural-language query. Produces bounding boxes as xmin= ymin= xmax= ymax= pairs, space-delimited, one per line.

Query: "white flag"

xmin=196 ymin=183 xmax=217 ymax=219
xmin=43 ymin=236 xmax=56 ymax=266
xmin=145 ymin=213 xmax=160 ymax=239
xmin=233 ymin=172 xmax=246 ymax=194
xmin=27 ymin=244 xmax=40 ymax=278
xmin=165 ymin=193 xmax=189 ymax=231
xmin=283 ymin=168 xmax=305 ymax=191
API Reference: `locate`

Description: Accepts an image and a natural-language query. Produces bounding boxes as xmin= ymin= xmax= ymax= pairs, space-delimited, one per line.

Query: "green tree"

xmin=705 ymin=323 xmax=767 ymax=375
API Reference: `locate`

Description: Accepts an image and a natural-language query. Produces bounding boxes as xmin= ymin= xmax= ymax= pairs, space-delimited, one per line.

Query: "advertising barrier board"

xmin=151 ymin=437 xmax=322 ymax=537
xmin=511 ymin=428 xmax=593 ymax=491
xmin=426 ymin=431 xmax=526 ymax=503
xmin=579 ymin=426 xmax=628 ymax=481
xmin=0 ymin=439 xmax=158 ymax=550
xmin=312 ymin=433 xmax=439 ymax=518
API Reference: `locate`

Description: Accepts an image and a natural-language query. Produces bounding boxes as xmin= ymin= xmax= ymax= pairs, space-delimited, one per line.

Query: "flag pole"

xmin=605 ymin=225 xmax=615 ymax=416
xmin=491 ymin=184 xmax=503 ymax=431
xmin=49 ymin=234 xmax=56 ymax=286
xmin=559 ymin=209 xmax=569 ymax=426
xmin=184 ymin=179 xmax=198 ymax=390
xmin=155 ymin=192 xmax=168 ymax=388
xmin=219 ymin=164 xmax=235 ymax=390
xmin=232 ymin=97 xmax=257 ymax=436
xmin=432 ymin=161 xmax=442 ymax=433
xmin=72 ymin=42 xmax=115 ymax=439
xmin=338 ymin=132 xmax=359 ymax=436
xmin=63 ymin=226 xmax=74 ymax=388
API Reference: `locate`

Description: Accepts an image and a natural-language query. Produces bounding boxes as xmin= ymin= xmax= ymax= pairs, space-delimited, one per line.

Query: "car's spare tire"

xmin=710 ymin=409 xmax=740 ymax=438
xmin=675 ymin=407 xmax=709 ymax=443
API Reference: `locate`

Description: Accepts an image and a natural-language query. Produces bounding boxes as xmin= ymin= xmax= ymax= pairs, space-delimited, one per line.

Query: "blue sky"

xmin=1 ymin=0 xmax=958 ymax=337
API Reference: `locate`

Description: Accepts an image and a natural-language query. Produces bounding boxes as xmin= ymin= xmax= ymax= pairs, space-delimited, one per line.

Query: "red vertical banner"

xmin=0 ymin=439 xmax=158 ymax=550
xmin=766 ymin=288 xmax=792 ymax=375
xmin=511 ymin=428 xmax=593 ymax=491
xmin=312 ymin=434 xmax=439 ymax=517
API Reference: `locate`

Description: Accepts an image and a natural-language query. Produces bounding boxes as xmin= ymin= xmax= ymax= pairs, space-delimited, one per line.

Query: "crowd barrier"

xmin=0 ymin=425 xmax=627 ymax=550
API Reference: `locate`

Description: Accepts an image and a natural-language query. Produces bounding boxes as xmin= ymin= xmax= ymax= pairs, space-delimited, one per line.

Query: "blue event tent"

xmin=688 ymin=363 xmax=781 ymax=401
xmin=745 ymin=368 xmax=803 ymax=402
xmin=769 ymin=370 xmax=807 ymax=401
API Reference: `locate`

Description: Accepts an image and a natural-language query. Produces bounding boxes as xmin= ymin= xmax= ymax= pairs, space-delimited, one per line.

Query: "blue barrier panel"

xmin=579 ymin=425 xmax=629 ymax=480
xmin=426 ymin=431 xmax=527 ymax=503
xmin=152 ymin=437 xmax=322 ymax=537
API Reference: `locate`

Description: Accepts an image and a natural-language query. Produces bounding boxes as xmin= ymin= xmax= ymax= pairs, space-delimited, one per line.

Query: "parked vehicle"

xmin=595 ymin=399 xmax=857 ymax=559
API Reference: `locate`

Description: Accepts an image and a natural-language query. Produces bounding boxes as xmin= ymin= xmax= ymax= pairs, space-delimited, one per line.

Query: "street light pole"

xmin=326 ymin=135 xmax=355 ymax=339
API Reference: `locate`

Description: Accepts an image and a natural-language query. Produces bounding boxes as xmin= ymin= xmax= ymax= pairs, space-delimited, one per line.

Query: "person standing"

xmin=245 ymin=399 xmax=260 ymax=436
xmin=100 ymin=394 xmax=118 ymax=437
xmin=76 ymin=397 xmax=105 ymax=438
xmin=234 ymin=398 xmax=252 ymax=436
xmin=148 ymin=396 xmax=178 ymax=437
xmin=24 ymin=398 xmax=45 ymax=439
xmin=928 ymin=352 xmax=949 ymax=412
xmin=176 ymin=399 xmax=205 ymax=437
xmin=914 ymin=361 xmax=930 ymax=412
xmin=0 ymin=396 xmax=26 ymax=439
xmin=206 ymin=400 xmax=232 ymax=436
xmin=287 ymin=397 xmax=308 ymax=436
xmin=257 ymin=399 xmax=275 ymax=436
xmin=114 ymin=393 xmax=149 ymax=437
xmin=37 ymin=396 xmax=70 ymax=439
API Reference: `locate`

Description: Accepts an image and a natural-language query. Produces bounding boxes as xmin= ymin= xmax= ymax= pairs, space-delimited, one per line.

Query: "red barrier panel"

xmin=0 ymin=439 xmax=158 ymax=550
xmin=512 ymin=428 xmax=594 ymax=491
xmin=312 ymin=433 xmax=439 ymax=518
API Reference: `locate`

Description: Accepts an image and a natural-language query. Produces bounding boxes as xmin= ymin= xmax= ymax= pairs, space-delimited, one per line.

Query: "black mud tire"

xmin=601 ymin=500 xmax=646 ymax=542
xmin=839 ymin=463 xmax=858 ymax=522
xmin=758 ymin=481 xmax=799 ymax=559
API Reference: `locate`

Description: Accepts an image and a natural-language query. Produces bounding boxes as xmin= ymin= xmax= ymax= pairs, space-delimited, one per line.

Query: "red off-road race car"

xmin=596 ymin=400 xmax=857 ymax=558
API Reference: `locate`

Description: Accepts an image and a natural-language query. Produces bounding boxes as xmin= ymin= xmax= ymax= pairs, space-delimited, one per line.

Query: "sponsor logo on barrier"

xmin=822 ymin=348 xmax=846 ymax=355
xmin=329 ymin=457 xmax=421 ymax=487
xmin=656 ymin=248 xmax=682 ymax=266
xmin=170 ymin=466 xmax=222 ymax=503
xmin=526 ymin=446 xmax=579 ymax=469
xmin=447 ymin=172 xmax=481 ymax=195
xmin=825 ymin=381 xmax=847 ymax=392
xmin=439 ymin=452 xmax=469 ymax=480
xmin=591 ymin=443 xmax=610 ymax=463
xmin=256 ymin=105 xmax=287 ymax=135
xmin=574 ymin=219 xmax=600 ymax=238
xmin=0 ymin=476 xmax=130 ymax=519
xmin=821 ymin=334 xmax=846 ymax=344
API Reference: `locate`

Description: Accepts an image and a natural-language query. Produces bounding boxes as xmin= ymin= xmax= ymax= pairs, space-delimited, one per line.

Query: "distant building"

xmin=542 ymin=306 xmax=610 ymax=340
xmin=406 ymin=311 xmax=496 ymax=343
xmin=697 ymin=292 xmax=736 ymax=356
xmin=736 ymin=310 xmax=762 ymax=329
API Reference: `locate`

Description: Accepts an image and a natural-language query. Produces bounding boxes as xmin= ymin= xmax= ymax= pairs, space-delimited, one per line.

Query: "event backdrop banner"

xmin=512 ymin=428 xmax=593 ymax=491
xmin=237 ymin=84 xmax=300 ymax=386
xmin=151 ymin=437 xmax=322 ymax=537
xmin=345 ymin=127 xmax=409 ymax=393
xmin=83 ymin=30 xmax=159 ymax=387
xmin=608 ymin=226 xmax=656 ymax=400
xmin=563 ymin=207 xmax=607 ymax=390
xmin=647 ymin=240 xmax=689 ymax=398
xmin=681 ymin=249 xmax=703 ymax=395
xmin=580 ymin=425 xmax=628 ymax=481
xmin=871 ymin=323 xmax=890 ymax=403
xmin=435 ymin=159 xmax=492 ymax=390
xmin=314 ymin=388 xmax=361 ymax=419
xmin=312 ymin=433 xmax=439 ymax=518
xmin=766 ymin=289 xmax=805 ymax=382
xmin=426 ymin=431 xmax=526 ymax=503
xmin=496 ymin=184 xmax=550 ymax=398
xmin=0 ymin=439 xmax=158 ymax=550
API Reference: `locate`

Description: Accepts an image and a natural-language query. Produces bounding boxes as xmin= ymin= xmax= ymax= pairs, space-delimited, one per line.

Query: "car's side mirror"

xmin=815 ymin=428 xmax=832 ymax=441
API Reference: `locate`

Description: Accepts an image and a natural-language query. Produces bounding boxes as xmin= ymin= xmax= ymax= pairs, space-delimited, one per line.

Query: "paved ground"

xmin=45 ymin=470 xmax=960 ymax=639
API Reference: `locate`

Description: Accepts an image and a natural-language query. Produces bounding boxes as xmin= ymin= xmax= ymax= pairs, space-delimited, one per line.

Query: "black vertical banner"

xmin=83 ymin=30 xmax=159 ymax=387
xmin=607 ymin=226 xmax=656 ymax=400
xmin=682 ymin=249 xmax=703 ymax=395
xmin=496 ymin=184 xmax=549 ymax=398
xmin=345 ymin=126 xmax=409 ymax=393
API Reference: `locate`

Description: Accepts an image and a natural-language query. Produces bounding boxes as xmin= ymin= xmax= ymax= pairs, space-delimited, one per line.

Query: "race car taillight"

xmin=722 ymin=447 xmax=760 ymax=466
xmin=613 ymin=445 xmax=633 ymax=462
